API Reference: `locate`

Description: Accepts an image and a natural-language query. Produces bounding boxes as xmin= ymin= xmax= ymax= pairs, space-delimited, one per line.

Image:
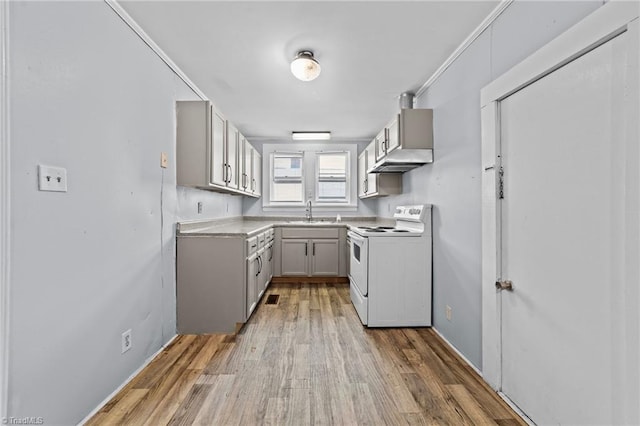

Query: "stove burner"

xmin=375 ymin=226 xmax=395 ymax=230
xmin=367 ymin=229 xmax=387 ymax=232
xmin=392 ymin=229 xmax=410 ymax=233
xmin=358 ymin=226 xmax=374 ymax=230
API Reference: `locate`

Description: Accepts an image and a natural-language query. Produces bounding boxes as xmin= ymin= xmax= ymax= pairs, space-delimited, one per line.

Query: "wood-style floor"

xmin=87 ymin=282 xmax=526 ymax=425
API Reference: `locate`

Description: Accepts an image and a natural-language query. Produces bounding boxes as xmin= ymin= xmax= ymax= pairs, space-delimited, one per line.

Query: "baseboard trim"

xmin=432 ymin=328 xmax=533 ymax=424
xmin=77 ymin=334 xmax=178 ymax=425
xmin=432 ymin=328 xmax=482 ymax=376
xmin=270 ymin=276 xmax=349 ymax=284
xmin=497 ymin=392 xmax=536 ymax=426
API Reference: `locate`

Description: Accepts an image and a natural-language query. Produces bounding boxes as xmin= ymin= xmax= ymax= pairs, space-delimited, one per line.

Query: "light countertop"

xmin=176 ymin=216 xmax=394 ymax=237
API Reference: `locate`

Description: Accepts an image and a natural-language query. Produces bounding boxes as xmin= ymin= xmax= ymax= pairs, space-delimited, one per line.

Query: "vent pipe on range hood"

xmin=399 ymin=92 xmax=414 ymax=109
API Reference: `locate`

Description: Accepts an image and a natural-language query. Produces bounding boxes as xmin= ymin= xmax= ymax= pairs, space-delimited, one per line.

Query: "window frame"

xmin=314 ymin=151 xmax=350 ymax=204
xmin=262 ymin=143 xmax=359 ymax=212
xmin=269 ymin=151 xmax=305 ymax=206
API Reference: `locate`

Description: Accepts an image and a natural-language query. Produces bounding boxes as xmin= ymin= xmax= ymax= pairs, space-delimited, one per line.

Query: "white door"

xmin=497 ymin=32 xmax=631 ymax=424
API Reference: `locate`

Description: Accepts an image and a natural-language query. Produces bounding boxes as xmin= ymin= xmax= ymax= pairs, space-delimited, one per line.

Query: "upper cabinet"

xmin=358 ymin=139 xmax=402 ymax=199
xmin=176 ymin=100 xmax=261 ymax=198
xmin=239 ymin=135 xmax=261 ymax=197
xmin=370 ymin=108 xmax=433 ymax=173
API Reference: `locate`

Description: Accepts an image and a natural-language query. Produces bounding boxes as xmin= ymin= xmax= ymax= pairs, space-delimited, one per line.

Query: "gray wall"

xmin=377 ymin=0 xmax=603 ymax=369
xmin=8 ymin=2 xmax=241 ymax=424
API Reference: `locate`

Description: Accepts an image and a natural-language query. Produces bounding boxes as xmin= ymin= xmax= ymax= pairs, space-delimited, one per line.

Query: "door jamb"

xmin=0 ymin=0 xmax=9 ymax=418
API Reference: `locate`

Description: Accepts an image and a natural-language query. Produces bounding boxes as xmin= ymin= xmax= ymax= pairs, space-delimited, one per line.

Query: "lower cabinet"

xmin=176 ymin=228 xmax=273 ymax=334
xmin=311 ymin=239 xmax=340 ymax=276
xmin=281 ymin=239 xmax=309 ymax=276
xmin=279 ymin=228 xmax=343 ymax=277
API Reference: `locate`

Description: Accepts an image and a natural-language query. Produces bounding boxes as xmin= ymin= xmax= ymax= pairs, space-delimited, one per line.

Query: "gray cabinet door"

xmin=246 ymin=254 xmax=259 ymax=317
xmin=310 ymin=239 xmax=340 ymax=276
xmin=358 ymin=152 xmax=367 ymax=197
xmin=375 ymin=129 xmax=386 ymax=162
xmin=386 ymin=115 xmax=400 ymax=154
xmin=280 ymin=239 xmax=308 ymax=276
xmin=226 ymin=121 xmax=239 ymax=189
xmin=252 ymin=151 xmax=261 ymax=196
xmin=366 ymin=142 xmax=378 ymax=194
xmin=210 ymin=110 xmax=227 ymax=186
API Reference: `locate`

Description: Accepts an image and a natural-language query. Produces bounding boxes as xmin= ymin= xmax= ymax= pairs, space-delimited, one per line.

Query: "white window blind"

xmin=316 ymin=152 xmax=349 ymax=202
xmin=270 ymin=152 xmax=304 ymax=203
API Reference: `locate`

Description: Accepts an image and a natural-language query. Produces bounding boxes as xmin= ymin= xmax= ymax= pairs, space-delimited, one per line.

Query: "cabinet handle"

xmin=313 ymin=242 xmax=316 ymax=256
xmin=252 ymin=178 xmax=256 ymax=192
xmin=227 ymin=165 xmax=232 ymax=184
xmin=256 ymin=256 xmax=262 ymax=276
xmin=384 ymin=128 xmax=389 ymax=152
xmin=222 ymin=162 xmax=227 ymax=183
xmin=305 ymin=242 xmax=308 ymax=256
xmin=268 ymin=247 xmax=273 ymax=262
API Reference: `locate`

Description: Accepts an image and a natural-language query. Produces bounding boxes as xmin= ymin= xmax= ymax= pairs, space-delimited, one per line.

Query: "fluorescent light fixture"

xmin=291 ymin=131 xmax=331 ymax=141
xmin=290 ymin=50 xmax=321 ymax=81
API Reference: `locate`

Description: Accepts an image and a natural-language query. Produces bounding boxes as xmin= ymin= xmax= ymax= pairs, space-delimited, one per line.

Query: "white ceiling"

xmin=119 ymin=1 xmax=500 ymax=142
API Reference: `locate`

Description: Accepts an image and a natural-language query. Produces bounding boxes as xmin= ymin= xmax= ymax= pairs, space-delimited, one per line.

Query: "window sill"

xmin=262 ymin=204 xmax=358 ymax=212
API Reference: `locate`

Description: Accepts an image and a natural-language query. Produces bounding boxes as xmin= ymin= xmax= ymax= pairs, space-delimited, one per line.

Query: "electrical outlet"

xmin=446 ymin=305 xmax=452 ymax=321
xmin=38 ymin=165 xmax=68 ymax=192
xmin=160 ymin=152 xmax=168 ymax=168
xmin=121 ymin=329 xmax=132 ymax=353
xmin=197 ymin=202 xmax=203 ymax=214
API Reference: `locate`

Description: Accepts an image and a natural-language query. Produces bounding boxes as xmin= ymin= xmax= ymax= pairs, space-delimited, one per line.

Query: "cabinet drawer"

xmin=257 ymin=232 xmax=266 ymax=249
xmin=247 ymin=236 xmax=258 ymax=255
xmin=266 ymin=229 xmax=275 ymax=243
xmin=281 ymin=228 xmax=340 ymax=239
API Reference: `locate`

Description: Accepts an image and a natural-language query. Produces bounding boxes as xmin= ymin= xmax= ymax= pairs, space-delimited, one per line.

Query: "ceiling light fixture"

xmin=290 ymin=50 xmax=321 ymax=81
xmin=291 ymin=131 xmax=331 ymax=141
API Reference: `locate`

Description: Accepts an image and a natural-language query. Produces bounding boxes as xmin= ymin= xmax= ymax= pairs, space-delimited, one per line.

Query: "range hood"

xmin=368 ymin=93 xmax=434 ymax=174
xmin=369 ymin=148 xmax=433 ymax=173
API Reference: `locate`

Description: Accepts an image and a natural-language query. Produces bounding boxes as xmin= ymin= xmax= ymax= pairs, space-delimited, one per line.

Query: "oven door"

xmin=347 ymin=231 xmax=368 ymax=296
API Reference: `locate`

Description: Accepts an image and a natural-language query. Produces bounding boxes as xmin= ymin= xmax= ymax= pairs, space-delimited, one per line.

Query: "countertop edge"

xmin=176 ymin=217 xmax=393 ymax=237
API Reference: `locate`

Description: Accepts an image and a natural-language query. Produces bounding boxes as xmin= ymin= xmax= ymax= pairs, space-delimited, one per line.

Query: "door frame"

xmin=480 ymin=0 xmax=638 ymax=401
xmin=0 ymin=0 xmax=9 ymax=418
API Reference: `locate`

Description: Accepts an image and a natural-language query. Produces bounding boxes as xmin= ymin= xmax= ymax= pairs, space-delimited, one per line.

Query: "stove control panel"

xmin=393 ymin=205 xmax=426 ymax=221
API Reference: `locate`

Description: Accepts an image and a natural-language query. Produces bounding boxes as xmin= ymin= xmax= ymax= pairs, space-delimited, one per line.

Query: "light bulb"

xmin=290 ymin=51 xmax=321 ymax=81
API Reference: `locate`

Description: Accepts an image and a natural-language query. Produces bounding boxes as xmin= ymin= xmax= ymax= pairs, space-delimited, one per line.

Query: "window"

xmin=264 ymin=144 xmax=356 ymax=210
xmin=270 ymin=152 xmax=304 ymax=203
xmin=316 ymin=152 xmax=349 ymax=203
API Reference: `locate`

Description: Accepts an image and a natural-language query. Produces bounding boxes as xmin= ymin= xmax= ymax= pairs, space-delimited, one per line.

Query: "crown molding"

xmin=104 ymin=0 xmax=208 ymax=101
xmin=415 ymin=0 xmax=513 ymax=98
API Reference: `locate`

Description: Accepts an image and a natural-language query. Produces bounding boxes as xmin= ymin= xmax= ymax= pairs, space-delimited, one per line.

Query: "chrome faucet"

xmin=305 ymin=200 xmax=313 ymax=222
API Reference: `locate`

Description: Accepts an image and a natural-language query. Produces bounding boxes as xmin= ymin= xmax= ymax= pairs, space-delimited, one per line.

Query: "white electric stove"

xmin=347 ymin=205 xmax=432 ymax=327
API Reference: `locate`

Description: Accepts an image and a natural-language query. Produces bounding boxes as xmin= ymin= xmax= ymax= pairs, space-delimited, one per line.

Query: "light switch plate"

xmin=160 ymin=152 xmax=168 ymax=168
xmin=38 ymin=165 xmax=68 ymax=192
